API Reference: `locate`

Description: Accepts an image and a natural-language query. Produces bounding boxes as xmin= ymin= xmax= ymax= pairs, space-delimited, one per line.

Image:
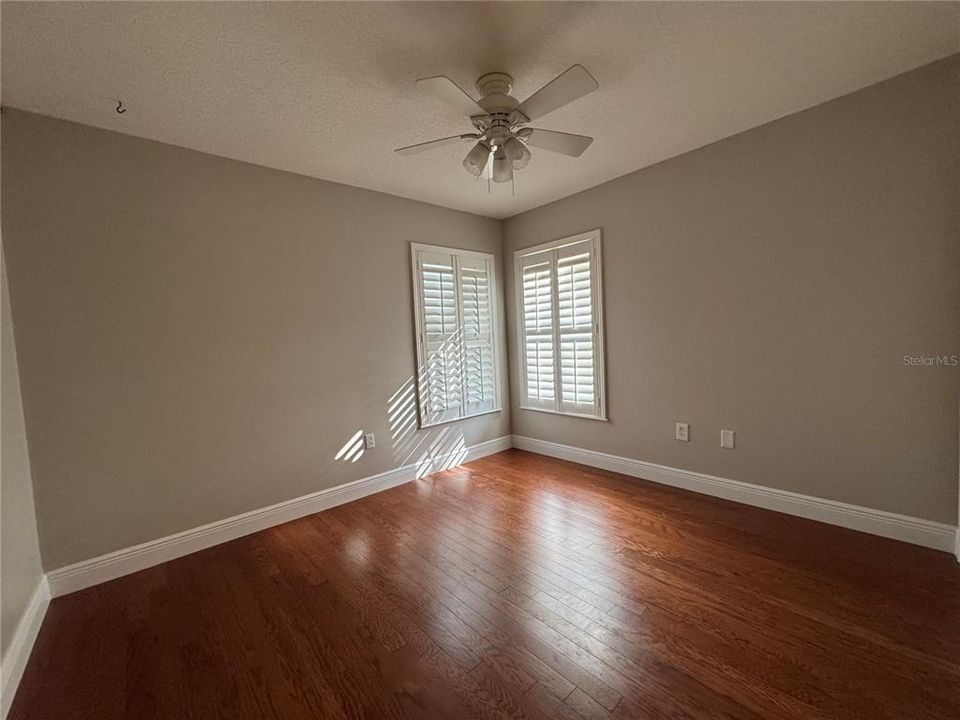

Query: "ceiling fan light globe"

xmin=492 ymin=149 xmax=513 ymax=183
xmin=504 ymin=137 xmax=531 ymax=170
xmin=463 ymin=142 xmax=490 ymax=177
xmin=513 ymin=147 xmax=532 ymax=170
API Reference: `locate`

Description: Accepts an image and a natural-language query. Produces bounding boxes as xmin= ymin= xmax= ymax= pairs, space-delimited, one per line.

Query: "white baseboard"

xmin=47 ymin=435 xmax=512 ymax=598
xmin=512 ymin=435 xmax=958 ymax=554
xmin=1 ymin=576 xmax=50 ymax=719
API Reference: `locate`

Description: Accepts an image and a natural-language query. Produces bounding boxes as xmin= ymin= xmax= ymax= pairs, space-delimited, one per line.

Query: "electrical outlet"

xmin=675 ymin=422 xmax=689 ymax=442
xmin=364 ymin=433 xmax=376 ymax=449
xmin=720 ymin=429 xmax=735 ymax=449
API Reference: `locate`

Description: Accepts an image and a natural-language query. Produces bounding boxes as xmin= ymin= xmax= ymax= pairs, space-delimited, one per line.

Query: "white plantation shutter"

xmin=459 ymin=256 xmax=497 ymax=415
xmin=515 ymin=230 xmax=606 ymax=420
xmin=520 ymin=250 xmax=555 ymax=409
xmin=557 ymin=244 xmax=594 ymax=413
xmin=412 ymin=244 xmax=501 ymax=427
xmin=417 ymin=250 xmax=462 ymax=424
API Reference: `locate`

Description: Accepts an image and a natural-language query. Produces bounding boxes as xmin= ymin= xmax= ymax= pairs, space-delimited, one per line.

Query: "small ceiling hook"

xmin=116 ymin=100 xmax=126 ymax=114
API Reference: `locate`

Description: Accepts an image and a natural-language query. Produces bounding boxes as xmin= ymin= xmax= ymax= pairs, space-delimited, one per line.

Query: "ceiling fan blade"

xmin=517 ymin=65 xmax=599 ymax=121
xmin=524 ymin=129 xmax=594 ymax=157
xmin=395 ymin=134 xmax=478 ymax=155
xmin=416 ymin=75 xmax=488 ymax=117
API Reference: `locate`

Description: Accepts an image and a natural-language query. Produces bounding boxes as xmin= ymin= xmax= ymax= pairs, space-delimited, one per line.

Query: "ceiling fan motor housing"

xmin=476 ymin=72 xmax=524 ymax=120
xmin=472 ymin=72 xmax=529 ymax=149
xmin=476 ymin=72 xmax=513 ymax=97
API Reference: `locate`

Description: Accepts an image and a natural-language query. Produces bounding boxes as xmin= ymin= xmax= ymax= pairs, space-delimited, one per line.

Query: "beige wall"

xmin=1 ymin=110 xmax=508 ymax=570
xmin=1 ymin=249 xmax=44 ymax=656
xmin=504 ymin=56 xmax=960 ymax=523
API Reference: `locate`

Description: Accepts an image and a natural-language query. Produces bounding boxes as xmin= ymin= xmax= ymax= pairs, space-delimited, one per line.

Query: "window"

xmin=411 ymin=243 xmax=501 ymax=427
xmin=515 ymin=229 xmax=606 ymax=420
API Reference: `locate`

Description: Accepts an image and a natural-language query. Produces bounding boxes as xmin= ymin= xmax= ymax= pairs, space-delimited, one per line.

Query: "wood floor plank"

xmin=564 ymin=687 xmax=615 ymax=720
xmin=8 ymin=449 xmax=960 ymax=719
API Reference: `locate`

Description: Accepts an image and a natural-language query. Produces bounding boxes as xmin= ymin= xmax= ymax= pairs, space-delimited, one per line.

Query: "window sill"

xmin=518 ymin=405 xmax=608 ymax=422
xmin=419 ymin=407 xmax=503 ymax=430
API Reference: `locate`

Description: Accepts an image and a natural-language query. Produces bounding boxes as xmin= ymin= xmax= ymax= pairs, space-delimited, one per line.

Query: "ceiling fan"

xmin=394 ymin=65 xmax=599 ymax=184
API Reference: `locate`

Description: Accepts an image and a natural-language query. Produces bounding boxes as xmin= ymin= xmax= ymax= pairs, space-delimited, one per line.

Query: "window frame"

xmin=514 ymin=229 xmax=607 ymax=421
xmin=410 ymin=242 xmax=503 ymax=429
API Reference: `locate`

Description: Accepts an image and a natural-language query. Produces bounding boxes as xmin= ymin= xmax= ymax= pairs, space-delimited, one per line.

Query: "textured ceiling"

xmin=3 ymin=2 xmax=959 ymax=219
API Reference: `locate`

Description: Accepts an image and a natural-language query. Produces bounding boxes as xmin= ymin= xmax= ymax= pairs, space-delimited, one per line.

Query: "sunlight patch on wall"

xmin=334 ymin=430 xmax=365 ymax=463
xmin=388 ymin=377 xmax=419 ymax=463
xmin=387 ymin=375 xmax=472 ymax=479
xmin=414 ymin=427 xmax=468 ymax=478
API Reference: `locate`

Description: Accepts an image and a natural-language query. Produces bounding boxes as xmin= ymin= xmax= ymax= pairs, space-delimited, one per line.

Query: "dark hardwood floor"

xmin=10 ymin=449 xmax=960 ymax=719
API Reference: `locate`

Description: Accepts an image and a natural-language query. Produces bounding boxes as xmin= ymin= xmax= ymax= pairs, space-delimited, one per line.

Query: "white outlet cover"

xmin=364 ymin=433 xmax=376 ymax=449
xmin=720 ymin=429 xmax=735 ymax=449
xmin=675 ymin=423 xmax=689 ymax=442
